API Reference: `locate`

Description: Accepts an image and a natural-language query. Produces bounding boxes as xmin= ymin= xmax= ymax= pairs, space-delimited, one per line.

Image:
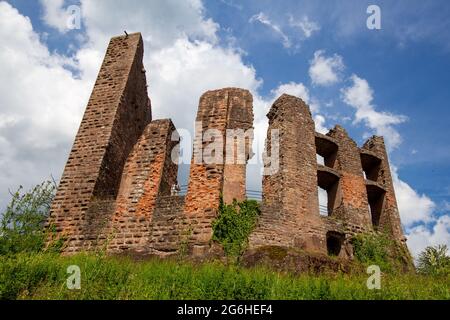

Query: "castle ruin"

xmin=47 ymin=33 xmax=409 ymax=262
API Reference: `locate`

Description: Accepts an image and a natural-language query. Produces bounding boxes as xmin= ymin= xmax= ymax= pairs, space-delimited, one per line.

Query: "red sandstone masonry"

xmin=249 ymin=95 xmax=407 ymax=258
xmin=362 ymin=136 xmax=405 ymax=243
xmin=249 ymin=95 xmax=322 ymax=251
xmin=47 ymin=33 xmax=151 ymax=253
xmin=106 ymin=119 xmax=178 ymax=254
xmin=184 ymin=88 xmax=254 ymax=247
xmin=327 ymin=126 xmax=372 ymax=229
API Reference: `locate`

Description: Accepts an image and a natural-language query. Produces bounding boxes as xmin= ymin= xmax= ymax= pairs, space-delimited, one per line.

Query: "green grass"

xmin=0 ymin=253 xmax=448 ymax=300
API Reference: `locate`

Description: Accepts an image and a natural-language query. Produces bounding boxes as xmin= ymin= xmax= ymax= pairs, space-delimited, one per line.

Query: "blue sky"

xmin=0 ymin=0 xmax=449 ymax=257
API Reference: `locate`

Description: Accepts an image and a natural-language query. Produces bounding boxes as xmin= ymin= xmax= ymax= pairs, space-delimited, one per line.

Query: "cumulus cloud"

xmin=39 ymin=0 xmax=73 ymax=32
xmin=271 ymin=82 xmax=310 ymax=104
xmin=309 ymin=50 xmax=344 ymax=86
xmin=392 ymin=166 xmax=436 ymax=227
xmin=406 ymin=215 xmax=450 ymax=259
xmin=389 ymin=164 xmax=449 ymax=259
xmin=341 ymin=74 xmax=407 ymax=150
xmin=0 ymin=2 xmax=92 ymax=208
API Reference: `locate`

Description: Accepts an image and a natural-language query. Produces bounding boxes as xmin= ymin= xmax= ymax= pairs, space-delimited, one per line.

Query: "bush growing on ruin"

xmin=351 ymin=233 xmax=397 ymax=272
xmin=212 ymin=197 xmax=261 ymax=258
xmin=0 ymin=181 xmax=56 ymax=255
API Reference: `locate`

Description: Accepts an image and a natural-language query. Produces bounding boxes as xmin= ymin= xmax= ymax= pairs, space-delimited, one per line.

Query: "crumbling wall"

xmin=248 ymin=94 xmax=407 ymax=259
xmin=107 ymin=119 xmax=178 ymax=254
xmin=184 ymin=88 xmax=253 ymax=249
xmin=249 ymin=95 xmax=323 ymax=252
xmin=362 ymin=136 xmax=405 ymax=243
xmin=327 ymin=126 xmax=372 ymax=230
xmin=47 ymin=33 xmax=151 ymax=253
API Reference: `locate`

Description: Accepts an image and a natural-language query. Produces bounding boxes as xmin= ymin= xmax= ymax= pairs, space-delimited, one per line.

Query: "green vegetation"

xmin=0 ymin=252 xmax=448 ymax=300
xmin=0 ymin=181 xmax=56 ymax=255
xmin=351 ymin=232 xmax=411 ymax=273
xmin=417 ymin=245 xmax=450 ymax=276
xmin=212 ymin=198 xmax=260 ymax=257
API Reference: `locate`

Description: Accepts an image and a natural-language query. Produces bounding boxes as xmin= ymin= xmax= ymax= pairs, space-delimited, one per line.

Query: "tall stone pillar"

xmin=249 ymin=94 xmax=321 ymax=250
xmin=327 ymin=126 xmax=372 ymax=230
xmin=47 ymin=33 xmax=151 ymax=253
xmin=184 ymin=88 xmax=253 ymax=245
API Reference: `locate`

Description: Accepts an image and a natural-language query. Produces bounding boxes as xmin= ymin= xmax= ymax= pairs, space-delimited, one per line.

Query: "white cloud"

xmin=288 ymin=15 xmax=320 ymax=38
xmin=406 ymin=215 xmax=450 ymax=259
xmin=39 ymin=0 xmax=72 ymax=32
xmin=0 ymin=2 xmax=92 ymax=208
xmin=314 ymin=115 xmax=328 ymax=134
xmin=392 ymin=166 xmax=436 ymax=227
xmin=147 ymin=38 xmax=261 ymax=128
xmin=309 ymin=50 xmax=344 ymax=86
xmin=271 ymin=82 xmax=310 ymax=104
xmin=84 ymin=0 xmax=219 ymax=49
xmin=341 ymin=74 xmax=407 ymax=150
xmin=249 ymin=12 xmax=291 ymax=48
xmin=390 ymin=164 xmax=449 ymax=259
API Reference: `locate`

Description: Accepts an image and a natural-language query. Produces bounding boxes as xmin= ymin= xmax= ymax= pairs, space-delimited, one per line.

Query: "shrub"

xmin=0 ymin=181 xmax=56 ymax=255
xmin=212 ymin=197 xmax=260 ymax=258
xmin=417 ymin=245 xmax=450 ymax=276
xmin=351 ymin=233 xmax=397 ymax=272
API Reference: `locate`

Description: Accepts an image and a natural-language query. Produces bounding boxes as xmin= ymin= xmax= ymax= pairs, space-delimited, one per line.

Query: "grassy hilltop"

xmin=1 ymin=252 xmax=448 ymax=300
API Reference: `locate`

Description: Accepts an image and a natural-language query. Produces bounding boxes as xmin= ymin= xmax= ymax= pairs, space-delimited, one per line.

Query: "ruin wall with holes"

xmin=248 ymin=94 xmax=407 ymax=259
xmin=47 ymin=32 xmax=409 ymax=261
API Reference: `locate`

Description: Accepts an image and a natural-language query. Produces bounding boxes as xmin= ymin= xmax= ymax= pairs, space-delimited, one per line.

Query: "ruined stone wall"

xmin=362 ymin=137 xmax=406 ymax=243
xmin=249 ymin=94 xmax=407 ymax=258
xmin=47 ymin=33 xmax=151 ymax=253
xmin=151 ymin=195 xmax=187 ymax=254
xmin=184 ymin=88 xmax=253 ymax=247
xmin=107 ymin=119 xmax=178 ymax=254
xmin=249 ymin=95 xmax=322 ymax=251
xmin=47 ymin=31 xmax=408 ymax=261
xmin=327 ymin=126 xmax=372 ymax=230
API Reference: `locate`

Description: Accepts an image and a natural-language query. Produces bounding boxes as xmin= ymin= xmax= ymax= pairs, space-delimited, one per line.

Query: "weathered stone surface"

xmin=47 ymin=33 xmax=151 ymax=253
xmin=249 ymin=94 xmax=322 ymax=252
xmin=248 ymin=94 xmax=408 ymax=261
xmin=362 ymin=136 xmax=405 ymax=242
xmin=106 ymin=119 xmax=178 ymax=254
xmin=184 ymin=88 xmax=254 ymax=245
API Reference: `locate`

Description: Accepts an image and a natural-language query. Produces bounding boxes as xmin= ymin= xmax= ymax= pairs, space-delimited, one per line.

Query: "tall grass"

xmin=0 ymin=253 xmax=448 ymax=300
